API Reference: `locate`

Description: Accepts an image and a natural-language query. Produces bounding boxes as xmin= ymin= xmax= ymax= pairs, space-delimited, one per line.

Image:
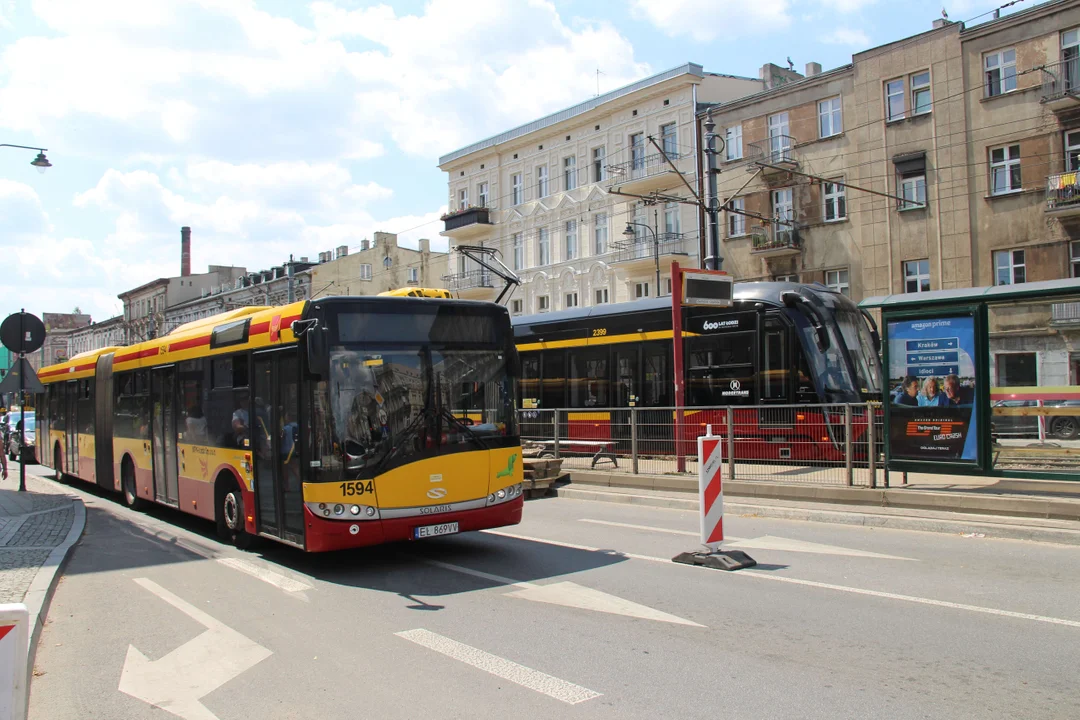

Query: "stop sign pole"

xmin=0 ymin=310 xmax=47 ymax=492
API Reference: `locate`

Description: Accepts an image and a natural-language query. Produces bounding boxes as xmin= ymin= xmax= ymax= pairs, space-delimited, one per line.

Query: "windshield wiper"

xmin=438 ymin=407 xmax=490 ymax=450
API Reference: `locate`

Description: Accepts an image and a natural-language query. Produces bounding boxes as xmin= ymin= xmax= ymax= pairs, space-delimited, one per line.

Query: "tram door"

xmin=252 ymin=350 xmax=304 ymax=546
xmin=65 ymin=380 xmax=79 ymax=476
xmin=151 ymin=367 xmax=180 ymax=507
xmin=611 ymin=348 xmax=638 ymax=454
xmin=760 ymin=314 xmax=795 ymax=431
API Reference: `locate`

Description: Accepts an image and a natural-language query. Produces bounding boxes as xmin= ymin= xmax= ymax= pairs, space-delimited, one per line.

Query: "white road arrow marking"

xmin=724 ymin=535 xmax=916 ymax=560
xmin=119 ymin=578 xmax=272 ymax=720
xmin=217 ymin=557 xmax=313 ymax=598
xmin=506 ymin=581 xmax=703 ymax=626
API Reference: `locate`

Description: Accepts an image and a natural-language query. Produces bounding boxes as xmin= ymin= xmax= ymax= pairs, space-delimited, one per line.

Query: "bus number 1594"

xmin=340 ymin=480 xmax=375 ymax=496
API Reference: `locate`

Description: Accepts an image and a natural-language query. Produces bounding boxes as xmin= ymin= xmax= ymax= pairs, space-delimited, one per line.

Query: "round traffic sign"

xmin=0 ymin=312 xmax=46 ymax=354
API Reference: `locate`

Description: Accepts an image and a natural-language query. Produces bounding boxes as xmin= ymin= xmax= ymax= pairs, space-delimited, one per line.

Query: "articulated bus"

xmin=512 ymin=282 xmax=883 ymax=461
xmin=36 ymin=296 xmax=523 ymax=552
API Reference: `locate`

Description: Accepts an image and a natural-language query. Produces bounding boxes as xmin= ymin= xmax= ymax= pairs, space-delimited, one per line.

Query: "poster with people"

xmin=887 ymin=315 xmax=979 ymax=463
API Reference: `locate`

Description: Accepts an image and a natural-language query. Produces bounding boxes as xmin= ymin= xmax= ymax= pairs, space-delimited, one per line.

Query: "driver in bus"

xmin=232 ymin=407 xmax=249 ymax=448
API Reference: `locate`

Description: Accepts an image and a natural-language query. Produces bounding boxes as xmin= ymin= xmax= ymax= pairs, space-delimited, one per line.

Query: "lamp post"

xmin=1 ymin=144 xmax=52 ymax=173
xmin=623 ymin=221 xmax=660 ymax=296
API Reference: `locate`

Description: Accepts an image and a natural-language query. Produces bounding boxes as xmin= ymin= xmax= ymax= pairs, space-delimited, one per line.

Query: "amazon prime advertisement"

xmin=887 ymin=315 xmax=979 ymax=463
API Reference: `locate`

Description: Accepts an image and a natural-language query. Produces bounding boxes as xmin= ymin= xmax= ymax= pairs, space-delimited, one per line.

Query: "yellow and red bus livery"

xmin=36 ymin=296 xmax=523 ymax=552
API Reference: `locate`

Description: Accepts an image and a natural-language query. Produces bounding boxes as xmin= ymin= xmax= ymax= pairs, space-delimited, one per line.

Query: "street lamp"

xmin=1 ymin=144 xmax=52 ymax=173
xmin=623 ymin=221 xmax=660 ymax=296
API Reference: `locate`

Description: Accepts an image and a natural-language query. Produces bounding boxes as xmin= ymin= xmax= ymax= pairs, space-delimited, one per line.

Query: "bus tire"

xmin=53 ymin=445 xmax=63 ymax=482
xmin=121 ymin=458 xmax=146 ymax=511
xmin=217 ymin=475 xmax=258 ymax=550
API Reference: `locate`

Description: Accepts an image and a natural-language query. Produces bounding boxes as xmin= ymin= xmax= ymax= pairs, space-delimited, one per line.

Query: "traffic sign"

xmin=0 ymin=358 xmax=43 ymax=395
xmin=0 ymin=312 xmax=45 ymax=355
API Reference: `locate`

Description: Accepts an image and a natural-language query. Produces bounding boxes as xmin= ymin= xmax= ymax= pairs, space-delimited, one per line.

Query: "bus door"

xmin=65 ymin=380 xmax=78 ymax=476
xmin=151 ymin=366 xmax=180 ymax=507
xmin=252 ymin=349 xmax=304 ymax=546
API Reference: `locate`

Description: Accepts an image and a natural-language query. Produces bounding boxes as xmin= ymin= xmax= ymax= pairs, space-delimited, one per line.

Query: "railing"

xmin=605 ymin=152 xmax=686 ymax=185
xmin=747 ymin=134 xmax=797 ymax=165
xmin=517 ymin=403 xmax=885 ymax=487
xmin=1046 ymin=171 xmax=1080 ymax=211
xmin=1041 ymin=57 xmax=1080 ymax=102
xmin=611 ymin=232 xmax=695 ymax=263
xmin=1051 ymin=301 xmax=1080 ymax=325
xmin=442 ymin=206 xmax=493 ymax=232
xmin=440 ymin=269 xmax=494 ymax=291
xmin=750 ymin=223 xmax=802 ymax=253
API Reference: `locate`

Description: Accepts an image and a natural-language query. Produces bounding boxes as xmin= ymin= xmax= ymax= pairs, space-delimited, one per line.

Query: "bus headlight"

xmin=334 ymin=504 xmax=344 ymax=515
xmin=366 ymin=506 xmax=376 ymax=517
xmin=306 ymin=502 xmax=380 ymax=520
xmin=497 ymin=489 xmax=506 ymax=499
xmin=350 ymin=505 xmax=361 ymax=515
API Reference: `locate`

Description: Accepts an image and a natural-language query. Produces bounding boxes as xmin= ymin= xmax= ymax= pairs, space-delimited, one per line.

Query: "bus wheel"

xmin=53 ymin=445 xmax=63 ymax=482
xmin=218 ymin=478 xmax=258 ymax=550
xmin=121 ymin=459 xmax=146 ymax=511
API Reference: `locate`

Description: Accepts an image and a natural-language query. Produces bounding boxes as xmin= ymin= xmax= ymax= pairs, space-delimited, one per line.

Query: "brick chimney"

xmin=181 ymin=226 xmax=191 ymax=277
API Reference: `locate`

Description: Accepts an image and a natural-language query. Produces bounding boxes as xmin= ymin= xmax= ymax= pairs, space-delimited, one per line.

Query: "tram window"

xmin=570 ymin=349 xmax=609 ymax=408
xmin=686 ymin=334 xmax=754 ymax=406
xmin=614 ymin=350 xmax=637 ymax=406
xmin=540 ymin=350 xmax=566 ymax=409
xmin=762 ymin=320 xmax=790 ymax=401
xmin=643 ymin=345 xmax=671 ymax=406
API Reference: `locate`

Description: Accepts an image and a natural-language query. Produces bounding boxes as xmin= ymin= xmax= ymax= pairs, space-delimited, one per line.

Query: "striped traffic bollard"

xmin=672 ymin=425 xmax=756 ymax=571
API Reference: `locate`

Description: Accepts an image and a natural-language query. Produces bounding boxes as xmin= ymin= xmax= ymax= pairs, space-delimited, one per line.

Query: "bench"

xmin=526 ymin=439 xmax=618 ymax=468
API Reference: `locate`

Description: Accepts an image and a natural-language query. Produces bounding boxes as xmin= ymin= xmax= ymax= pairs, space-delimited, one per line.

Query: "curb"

xmin=20 ymin=471 xmax=86 ymax=678
xmin=552 ymin=486 xmax=1080 ymax=546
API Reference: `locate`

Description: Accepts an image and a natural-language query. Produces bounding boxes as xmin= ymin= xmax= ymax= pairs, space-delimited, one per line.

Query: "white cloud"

xmin=822 ymin=27 xmax=871 ymax=46
xmin=821 ymin=0 xmax=879 ymax=12
xmin=630 ymin=0 xmax=790 ymax=42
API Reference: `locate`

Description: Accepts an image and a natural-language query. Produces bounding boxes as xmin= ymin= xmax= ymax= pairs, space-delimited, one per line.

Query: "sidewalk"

xmin=0 ymin=464 xmax=85 ymax=673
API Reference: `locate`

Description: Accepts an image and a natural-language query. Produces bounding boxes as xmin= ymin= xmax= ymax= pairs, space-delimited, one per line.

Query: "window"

xmin=537 ymin=166 xmax=549 ymax=198
xmin=565 ymin=220 xmax=578 ymax=260
xmin=210 ymin=319 xmax=251 ymax=349
xmin=996 ymin=352 xmax=1037 ymax=387
xmin=1072 ymin=240 xmax=1080 ymax=278
xmin=767 ymin=112 xmax=791 ymax=162
xmin=818 ymin=96 xmax=842 ymax=138
xmin=774 ymin=274 xmax=798 ymax=282
xmin=538 ymin=227 xmax=550 ymax=266
xmin=635 ymin=282 xmax=650 ymax=299
xmin=594 ymin=213 xmax=608 ymax=254
xmin=595 ymin=288 xmax=609 ymax=304
xmin=985 ymin=49 xmax=1017 ymax=97
xmin=904 ymin=259 xmax=931 ymax=293
xmin=725 ymin=125 xmax=743 ymax=160
xmin=512 ymin=173 xmax=523 ymax=205
xmin=564 ymin=156 xmax=576 ymax=191
xmin=661 ymin=123 xmax=678 ymax=156
xmin=899 ymin=172 xmax=926 ymax=209
xmin=728 ymin=197 xmax=746 ymax=237
xmin=1066 ymin=130 xmax=1080 ymax=172
xmin=512 ymin=232 xmax=524 ymax=271
xmin=663 ymin=278 xmax=672 ymax=296
xmin=886 ymin=79 xmax=906 ymax=121
xmin=359 ymin=263 xmax=372 ymax=280
xmin=823 ymin=181 xmax=847 ymax=221
xmin=511 ymin=299 xmax=523 ymax=316
xmin=458 ymin=188 xmax=468 ymax=210
xmin=1064 ymin=29 xmax=1080 ymax=93
xmin=593 ymin=147 xmax=606 ymax=182
xmin=911 ymin=72 xmax=931 ymax=115
xmin=826 ymin=269 xmax=850 ymax=296
xmin=477 ymin=182 xmax=489 ymax=208
xmin=565 ymin=292 xmax=578 ymax=308
xmin=664 ymin=202 xmax=680 ymax=235
xmin=630 ymin=133 xmax=645 ymax=170
xmin=994 ymin=249 xmax=1026 ymax=285
xmin=538 ymin=295 xmax=550 ymax=312
xmin=408 ymin=267 xmax=419 ymax=283
xmin=990 ymin=144 xmax=1022 ymax=195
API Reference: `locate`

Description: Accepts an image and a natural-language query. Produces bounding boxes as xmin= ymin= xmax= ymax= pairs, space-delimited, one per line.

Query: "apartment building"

xmin=308 ymin=232 xmax=448 ymax=299
xmin=437 ymin=63 xmax=774 ymax=315
xmin=68 ymin=315 xmax=125 ymax=357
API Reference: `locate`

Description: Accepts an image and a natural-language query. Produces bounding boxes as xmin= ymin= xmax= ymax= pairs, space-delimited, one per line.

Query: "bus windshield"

xmin=328 ymin=347 xmax=515 ymax=479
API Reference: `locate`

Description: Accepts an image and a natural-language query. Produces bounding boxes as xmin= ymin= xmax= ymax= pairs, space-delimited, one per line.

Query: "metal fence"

xmin=517 ymin=403 xmax=887 ymax=487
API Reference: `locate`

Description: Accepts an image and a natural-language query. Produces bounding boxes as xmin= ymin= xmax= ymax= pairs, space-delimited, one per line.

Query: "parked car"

xmin=991 ymin=400 xmax=1080 ymax=440
xmin=5 ymin=410 xmax=36 ymax=463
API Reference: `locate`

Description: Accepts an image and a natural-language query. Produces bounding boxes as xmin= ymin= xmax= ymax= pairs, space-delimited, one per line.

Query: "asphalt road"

xmin=29 ymin=474 xmax=1080 ymax=720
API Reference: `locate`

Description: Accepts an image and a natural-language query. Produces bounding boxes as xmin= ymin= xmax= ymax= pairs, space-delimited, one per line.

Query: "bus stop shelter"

xmin=860 ymin=278 xmax=1080 ymax=481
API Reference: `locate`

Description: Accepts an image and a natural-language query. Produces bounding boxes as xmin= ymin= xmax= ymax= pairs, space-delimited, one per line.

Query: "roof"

xmin=697 ymin=64 xmax=853 ymax=117
xmin=860 ymin=278 xmax=1080 ymax=309
xmin=438 ymin=63 xmax=706 ymax=166
xmin=118 ymin=277 xmax=169 ymax=299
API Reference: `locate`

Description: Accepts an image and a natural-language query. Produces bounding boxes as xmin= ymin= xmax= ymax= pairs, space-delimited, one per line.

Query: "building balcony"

xmin=604 ymin=152 xmax=694 ymax=195
xmin=747 ymin=135 xmax=798 ymax=177
xmin=750 ymin=223 xmax=802 ymax=257
xmin=441 ymin=269 xmax=496 ymax=293
xmin=1046 ymin=172 xmax=1080 ymax=216
xmin=1041 ymin=58 xmax=1080 ymax=112
xmin=1051 ymin=301 xmax=1080 ymax=327
xmin=441 ymin=206 xmax=495 ymax=240
xmin=610 ymin=231 xmax=695 ymax=271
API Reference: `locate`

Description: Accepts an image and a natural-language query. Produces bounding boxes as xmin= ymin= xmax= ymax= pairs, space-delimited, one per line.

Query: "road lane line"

xmin=422 ymin=558 xmax=538 ymax=589
xmin=395 ymin=629 xmax=601 ymax=705
xmin=484 ymin=530 xmax=1080 ymax=629
xmin=217 ymin=557 xmax=313 ymax=596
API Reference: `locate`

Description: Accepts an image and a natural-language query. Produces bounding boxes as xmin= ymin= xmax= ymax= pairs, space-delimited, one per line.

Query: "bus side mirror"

xmin=293 ymin=319 xmax=328 ymax=378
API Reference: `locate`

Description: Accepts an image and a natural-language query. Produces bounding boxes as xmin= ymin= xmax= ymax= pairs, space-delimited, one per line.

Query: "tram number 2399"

xmin=340 ymin=480 xmax=375 ymax=497
xmin=591 ymin=328 xmax=607 ymax=337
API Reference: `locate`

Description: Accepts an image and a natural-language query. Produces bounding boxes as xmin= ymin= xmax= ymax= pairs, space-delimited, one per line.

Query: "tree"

xmin=73 ymin=306 xmax=82 ymax=315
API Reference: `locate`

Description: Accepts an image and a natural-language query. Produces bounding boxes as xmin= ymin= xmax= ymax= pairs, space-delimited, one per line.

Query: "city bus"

xmin=512 ymin=282 xmax=883 ymax=462
xmin=35 ymin=296 xmax=523 ymax=552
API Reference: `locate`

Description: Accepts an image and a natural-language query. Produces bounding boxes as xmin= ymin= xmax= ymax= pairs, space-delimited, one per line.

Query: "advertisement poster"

xmin=887 ymin=315 xmax=979 ymax=463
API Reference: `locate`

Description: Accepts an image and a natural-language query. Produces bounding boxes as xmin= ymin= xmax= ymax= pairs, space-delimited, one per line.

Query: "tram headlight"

xmin=350 ymin=505 xmax=361 ymax=515
xmin=334 ymin=504 xmax=344 ymax=516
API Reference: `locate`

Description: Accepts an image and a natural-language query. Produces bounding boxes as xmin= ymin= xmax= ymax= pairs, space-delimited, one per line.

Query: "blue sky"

xmin=0 ymin=0 xmax=1026 ymax=322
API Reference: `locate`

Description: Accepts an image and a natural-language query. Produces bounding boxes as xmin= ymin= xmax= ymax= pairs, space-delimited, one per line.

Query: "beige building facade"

xmin=437 ymin=63 xmax=776 ymax=316
xmin=309 ymin=232 xmax=448 ymax=299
